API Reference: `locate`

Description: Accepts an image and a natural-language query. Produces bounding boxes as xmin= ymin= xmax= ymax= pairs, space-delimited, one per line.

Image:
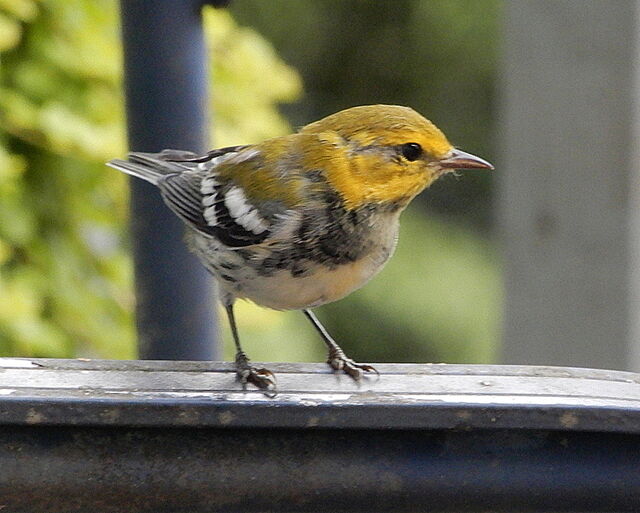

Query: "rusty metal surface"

xmin=0 ymin=358 xmax=639 ymax=432
xmin=1 ymin=358 xmax=639 ymax=512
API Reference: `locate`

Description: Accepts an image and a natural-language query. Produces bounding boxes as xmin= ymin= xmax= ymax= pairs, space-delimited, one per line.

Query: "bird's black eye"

xmin=400 ymin=142 xmax=423 ymax=161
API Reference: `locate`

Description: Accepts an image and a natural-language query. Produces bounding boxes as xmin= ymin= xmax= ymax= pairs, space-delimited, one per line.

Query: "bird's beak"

xmin=438 ymin=148 xmax=494 ymax=170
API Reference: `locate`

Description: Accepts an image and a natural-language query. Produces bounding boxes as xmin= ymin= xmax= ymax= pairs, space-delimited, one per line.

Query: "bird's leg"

xmin=303 ymin=309 xmax=378 ymax=380
xmin=225 ymin=303 xmax=276 ymax=392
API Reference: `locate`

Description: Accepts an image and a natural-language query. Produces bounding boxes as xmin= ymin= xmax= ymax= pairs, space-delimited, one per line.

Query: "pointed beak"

xmin=438 ymin=148 xmax=494 ymax=170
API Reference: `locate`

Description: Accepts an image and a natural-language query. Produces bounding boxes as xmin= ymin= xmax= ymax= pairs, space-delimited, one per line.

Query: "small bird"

xmin=108 ymin=104 xmax=492 ymax=391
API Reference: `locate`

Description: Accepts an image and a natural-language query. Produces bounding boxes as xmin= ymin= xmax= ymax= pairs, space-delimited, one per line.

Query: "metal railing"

xmin=0 ymin=358 xmax=638 ymax=512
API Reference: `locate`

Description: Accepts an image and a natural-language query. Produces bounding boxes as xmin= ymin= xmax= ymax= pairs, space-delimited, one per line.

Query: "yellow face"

xmin=301 ymin=104 xmax=492 ymax=210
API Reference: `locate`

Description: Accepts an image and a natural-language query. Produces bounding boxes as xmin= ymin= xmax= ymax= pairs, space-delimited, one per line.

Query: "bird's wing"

xmin=140 ymin=146 xmax=299 ymax=248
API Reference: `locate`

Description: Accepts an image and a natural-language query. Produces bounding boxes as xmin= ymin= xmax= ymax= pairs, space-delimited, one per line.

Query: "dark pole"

xmin=120 ymin=1 xmax=224 ymax=360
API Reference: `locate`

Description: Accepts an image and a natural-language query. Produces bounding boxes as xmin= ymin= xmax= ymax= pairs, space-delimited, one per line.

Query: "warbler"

xmin=108 ymin=104 xmax=492 ymax=391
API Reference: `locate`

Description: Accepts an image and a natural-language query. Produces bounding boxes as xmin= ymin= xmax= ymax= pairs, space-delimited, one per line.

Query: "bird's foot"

xmin=327 ymin=347 xmax=378 ymax=380
xmin=235 ymin=351 xmax=277 ymax=395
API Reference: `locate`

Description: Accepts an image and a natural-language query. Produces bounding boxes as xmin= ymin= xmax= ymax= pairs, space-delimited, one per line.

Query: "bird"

xmin=107 ymin=104 xmax=493 ymax=392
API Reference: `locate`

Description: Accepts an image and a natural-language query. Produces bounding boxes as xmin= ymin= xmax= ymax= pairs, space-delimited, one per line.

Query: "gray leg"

xmin=224 ymin=303 xmax=276 ymax=392
xmin=303 ymin=309 xmax=378 ymax=379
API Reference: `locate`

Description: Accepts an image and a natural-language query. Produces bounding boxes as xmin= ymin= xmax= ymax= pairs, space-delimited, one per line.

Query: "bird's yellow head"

xmin=300 ymin=104 xmax=492 ymax=211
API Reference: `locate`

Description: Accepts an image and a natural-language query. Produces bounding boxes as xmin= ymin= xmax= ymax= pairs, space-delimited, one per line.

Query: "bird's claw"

xmin=235 ymin=352 xmax=277 ymax=395
xmin=238 ymin=366 xmax=277 ymax=393
xmin=327 ymin=348 xmax=379 ymax=380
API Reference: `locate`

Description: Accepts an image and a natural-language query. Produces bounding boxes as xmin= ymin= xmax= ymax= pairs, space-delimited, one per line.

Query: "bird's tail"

xmin=107 ymin=150 xmax=198 ymax=185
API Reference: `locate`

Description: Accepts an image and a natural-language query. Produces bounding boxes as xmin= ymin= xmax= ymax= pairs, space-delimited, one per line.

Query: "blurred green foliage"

xmin=0 ymin=0 xmax=500 ymax=365
xmin=0 ymin=0 xmax=130 ymax=358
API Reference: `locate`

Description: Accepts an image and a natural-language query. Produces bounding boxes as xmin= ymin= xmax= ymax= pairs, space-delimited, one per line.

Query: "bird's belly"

xmin=188 ymin=213 xmax=400 ymax=311
xmin=234 ymin=256 xmax=386 ymax=310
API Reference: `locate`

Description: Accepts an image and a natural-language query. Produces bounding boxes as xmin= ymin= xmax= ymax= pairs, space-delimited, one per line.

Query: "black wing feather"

xmin=129 ymin=145 xmax=271 ymax=248
xmin=210 ymin=191 xmax=269 ymax=247
xmin=159 ymin=173 xmax=219 ymax=237
xmin=158 ymin=173 xmax=270 ymax=248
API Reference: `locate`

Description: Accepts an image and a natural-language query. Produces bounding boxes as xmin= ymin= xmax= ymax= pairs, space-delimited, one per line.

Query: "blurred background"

xmin=0 ymin=0 xmax=566 ymax=368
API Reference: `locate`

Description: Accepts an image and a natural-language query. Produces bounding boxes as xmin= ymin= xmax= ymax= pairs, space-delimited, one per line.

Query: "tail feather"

xmin=107 ymin=151 xmax=196 ymax=185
